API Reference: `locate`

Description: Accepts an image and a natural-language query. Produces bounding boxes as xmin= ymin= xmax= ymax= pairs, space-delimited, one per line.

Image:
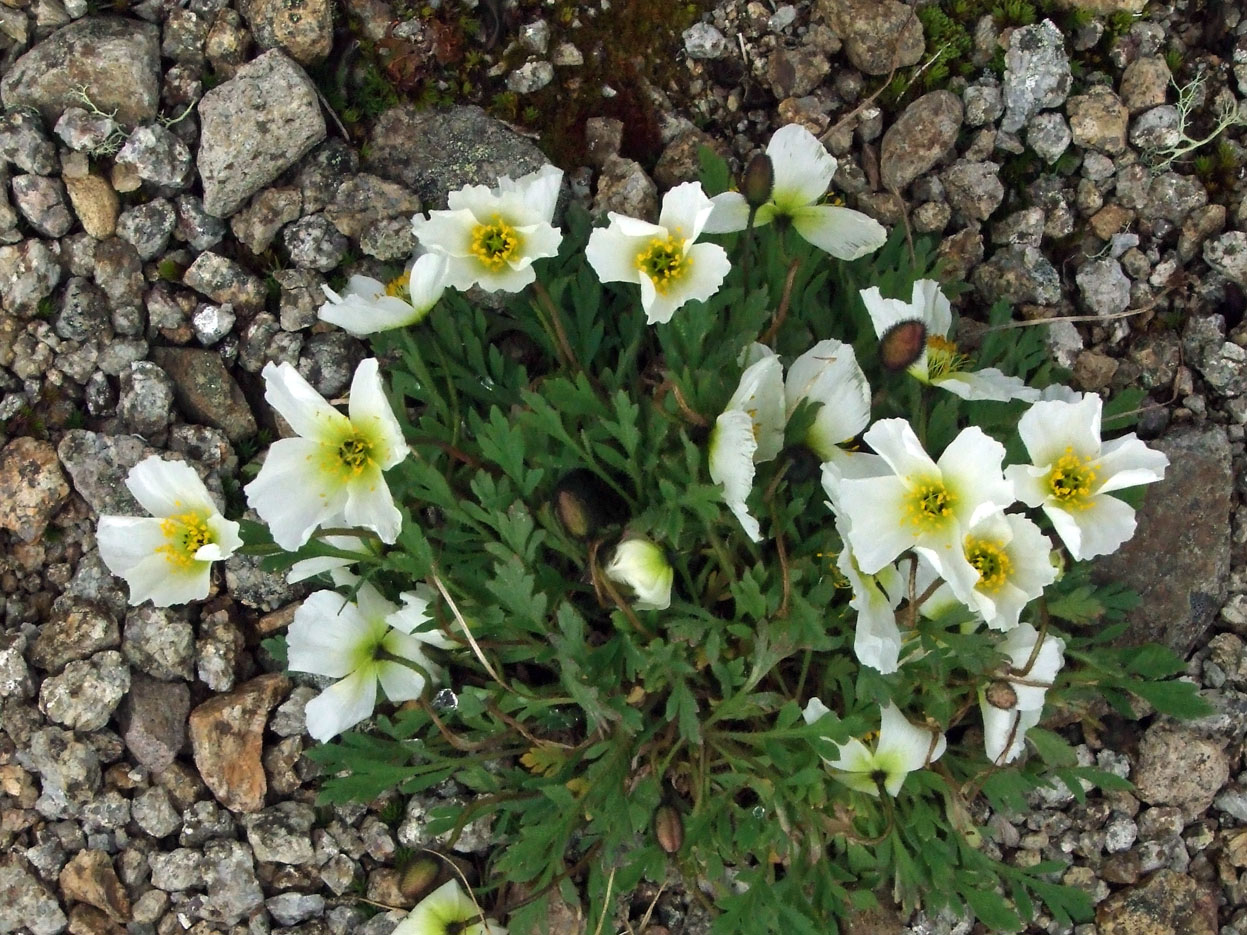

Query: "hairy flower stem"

xmin=531 ymin=279 xmax=586 ymax=376
xmin=760 ymin=257 xmax=802 ymax=345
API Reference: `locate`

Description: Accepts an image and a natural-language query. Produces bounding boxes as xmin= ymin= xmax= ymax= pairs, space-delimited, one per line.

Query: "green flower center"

xmin=965 ymin=536 xmax=1012 ymax=593
xmin=338 ymin=434 xmax=373 ymax=474
xmin=635 ymin=235 xmax=687 ymax=294
xmin=924 ymin=335 xmax=970 ymax=380
xmin=1046 ymin=447 xmax=1097 ymax=509
xmin=470 ymin=217 xmax=520 ymax=270
xmin=903 ymin=479 xmax=956 ymax=531
xmin=157 ymin=511 xmax=213 ymax=568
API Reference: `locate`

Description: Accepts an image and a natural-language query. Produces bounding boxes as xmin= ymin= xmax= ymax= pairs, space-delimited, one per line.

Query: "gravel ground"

xmin=1 ymin=0 xmax=1246 ymax=933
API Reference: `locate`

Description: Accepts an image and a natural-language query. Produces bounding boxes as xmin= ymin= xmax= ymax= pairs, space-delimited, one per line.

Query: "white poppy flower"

xmin=861 ymin=279 xmax=1040 ymax=402
xmin=1005 ymin=394 xmax=1168 ymax=560
xmin=245 ymin=358 xmax=408 ymax=551
xmin=604 ymin=537 xmax=674 ymax=610
xmin=949 ymin=512 xmax=1058 ymax=632
xmin=836 ymin=419 xmax=1015 ymax=597
xmin=97 ymin=457 xmax=243 ymax=607
xmin=391 ymin=880 xmax=507 ymax=935
xmin=785 ymin=339 xmax=872 ymax=461
xmin=286 ymin=535 xmax=374 ymax=584
xmin=288 ymin=582 xmax=454 ymax=742
xmin=585 ymin=181 xmax=732 ymax=325
xmin=980 ymin=622 xmax=1066 ymax=764
xmin=703 ymin=123 xmax=887 ymax=260
xmin=318 ymin=253 xmax=448 ymax=336
xmin=410 ymin=164 xmax=563 ymax=293
xmin=708 ymin=345 xmax=785 ymax=541
xmin=803 ymin=700 xmax=946 ymax=797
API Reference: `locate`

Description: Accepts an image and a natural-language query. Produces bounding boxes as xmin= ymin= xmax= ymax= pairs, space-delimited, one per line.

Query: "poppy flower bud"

xmin=741 ymin=152 xmax=774 ymax=209
xmin=655 ymin=805 xmax=684 ymax=854
xmin=985 ymin=679 xmax=1018 ymax=710
xmin=605 ymin=537 xmax=673 ymax=610
xmin=878 ymin=319 xmax=927 ymax=372
xmin=553 ymin=468 xmax=625 ymax=539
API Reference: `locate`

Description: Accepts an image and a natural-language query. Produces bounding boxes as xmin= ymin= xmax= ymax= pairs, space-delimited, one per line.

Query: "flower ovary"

xmin=636 ymin=235 xmax=688 ymax=294
xmin=469 ymin=216 xmax=521 ymax=270
xmin=965 ymin=536 xmax=1012 ymax=592
xmin=1046 ymin=447 xmax=1097 ymax=509
xmin=157 ymin=511 xmax=213 ymax=567
xmin=338 ymin=434 xmax=374 ymax=475
xmin=903 ymin=480 xmax=956 ymax=531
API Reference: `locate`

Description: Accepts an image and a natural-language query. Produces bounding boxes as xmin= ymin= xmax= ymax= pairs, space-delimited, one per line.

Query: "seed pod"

xmin=741 ymin=152 xmax=774 ymax=209
xmin=553 ymin=468 xmax=625 ymax=539
xmin=985 ymin=679 xmax=1018 ymax=710
xmin=399 ymin=857 xmax=440 ymax=900
xmin=878 ymin=319 xmax=927 ymax=372
xmin=655 ymin=805 xmax=684 ymax=854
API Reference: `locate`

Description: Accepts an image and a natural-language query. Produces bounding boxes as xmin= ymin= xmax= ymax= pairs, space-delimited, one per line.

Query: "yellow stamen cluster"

xmin=635 ymin=235 xmax=687 ymax=294
xmin=157 ymin=511 xmax=213 ymax=568
xmin=469 ymin=216 xmax=520 ymax=270
xmin=964 ymin=536 xmax=1012 ymax=593
xmin=924 ymin=335 xmax=971 ymax=380
xmin=385 ymin=270 xmax=411 ymax=302
xmin=337 ymin=434 xmax=373 ymax=475
xmin=903 ymin=480 xmax=956 ymax=531
xmin=1046 ymin=447 xmax=1097 ymax=509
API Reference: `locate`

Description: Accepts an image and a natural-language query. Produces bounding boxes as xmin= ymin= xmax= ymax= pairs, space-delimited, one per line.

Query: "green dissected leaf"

xmin=961 ymin=886 xmax=1022 ymax=932
xmin=1024 ymin=727 xmax=1078 ymax=767
xmin=1127 ymin=679 xmax=1213 ymax=718
xmin=1124 ymin=644 xmax=1187 ymax=679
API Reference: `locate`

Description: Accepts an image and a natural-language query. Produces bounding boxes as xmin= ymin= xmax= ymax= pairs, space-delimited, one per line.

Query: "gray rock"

xmin=239 ymin=0 xmax=333 ymax=64
xmin=971 ymin=244 xmax=1061 ymax=306
xmin=174 ymin=195 xmax=227 ymax=251
xmin=223 ymin=548 xmax=305 ymax=612
xmin=131 ymin=785 xmax=181 ymax=839
xmin=991 ymin=206 xmax=1044 ymax=246
xmin=0 ymin=437 xmax=69 ymax=542
xmin=941 ymin=159 xmax=1003 ymax=221
xmin=38 ymin=650 xmax=130 ymax=731
xmin=1067 ymin=85 xmax=1129 ymax=155
xmin=12 ymin=175 xmax=72 ymax=237
xmin=118 ymin=360 xmax=175 ymax=436
xmin=56 ymin=430 xmax=151 ymax=515
xmin=197 ymin=50 xmax=326 ymax=217
xmin=506 ymin=60 xmax=554 ymax=94
xmin=0 ymin=632 xmax=34 ymax=700
xmin=0 ymin=239 xmax=62 ymax=315
xmin=23 ymin=726 xmax=101 ymax=814
xmin=116 ymin=198 xmax=176 ymax=260
xmin=30 ymin=601 xmax=119 ymax=672
xmin=880 ymin=90 xmax=962 ymax=192
xmin=0 ymin=111 xmax=58 ymax=175
xmin=1027 ymin=112 xmax=1071 ymax=164
xmin=92 ymin=236 xmax=144 ymax=308
xmin=162 ymin=7 xmax=209 ymax=63
xmin=182 ymin=251 xmax=266 ymax=311
xmin=963 ymin=83 xmax=1003 ymax=127
xmin=197 ymin=839 xmax=264 ymax=924
xmin=54 ymin=106 xmax=121 ymax=154
xmin=230 ymin=186 xmax=301 ymax=254
xmin=148 ymin=848 xmax=200 ymax=891
xmin=682 ymin=21 xmax=727 ymax=59
xmin=1120 ymin=55 xmax=1172 ymax=113
xmin=1145 ymin=171 xmax=1207 ymax=225
xmin=267 ymin=893 xmax=326 ymax=926
xmin=283 ymin=212 xmax=348 ymax=272
xmin=1094 ymin=425 xmax=1231 ymax=653
xmin=1076 ymin=257 xmax=1131 ymax=317
xmin=296 ymin=139 xmax=358 ymax=213
xmin=766 ymin=46 xmax=829 ymax=98
xmin=324 ymin=173 xmax=421 ymax=247
xmin=149 ymin=346 xmax=258 ymax=443
xmin=178 ymin=799 xmax=238 ymax=846
xmin=365 ymin=105 xmax=549 ymax=210
xmin=1 ymin=17 xmax=160 ymax=126
xmin=0 ymin=856 xmax=68 ymax=935
xmin=1129 ymin=104 xmax=1180 ymax=152
xmin=1001 ymin=20 xmax=1071 ymax=133
xmin=192 ymin=304 xmax=236 ymax=346
xmin=118 ymin=673 xmax=190 ymax=772
xmin=114 ymin=125 xmax=192 ymax=189
xmin=1205 ymin=231 xmax=1247 ymax=286
xmin=54 ymin=277 xmax=109 ymax=343
xmin=1133 ymin=722 xmax=1229 ymax=818
xmin=270 ymin=684 xmax=316 ymax=737
xmin=593 ymin=154 xmax=658 ymax=221
xmin=818 ymin=0 xmax=923 ymax=75
xmin=196 ymin=610 xmax=242 ymax=692
xmin=242 ymin=801 xmax=316 ymax=864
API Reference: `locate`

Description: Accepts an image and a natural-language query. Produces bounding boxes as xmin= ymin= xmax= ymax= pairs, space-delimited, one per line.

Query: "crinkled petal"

xmin=838 ymin=474 xmax=918 ymax=573
xmin=702 ymin=191 xmax=752 ymax=234
xmin=861 ymin=418 xmax=938 ymax=482
xmin=1018 ymin=395 xmax=1103 ymax=466
xmin=786 ymin=339 xmax=871 ymax=459
xmin=934 ymin=368 xmax=1041 ymax=403
xmin=501 ymin=164 xmax=563 ymax=222
xmin=859 ymin=287 xmax=920 ymax=341
xmin=96 ymin=515 xmax=169 ymax=576
xmin=262 ymin=361 xmax=350 ymax=443
xmin=348 ymin=358 xmax=407 ymax=470
xmin=304 ymin=668 xmax=379 ymax=742
xmin=1004 ymin=463 xmax=1049 ymax=509
xmin=726 ymin=351 xmax=785 ymax=462
xmin=853 ymin=600 xmax=904 ymax=675
xmin=125 ymin=457 xmax=217 ymax=517
xmin=585 ymin=222 xmax=647 ymax=285
xmin=120 ymin=552 xmax=211 ymax=607
xmin=1095 ymin=435 xmax=1169 ymax=494
xmin=1048 ymin=492 xmax=1138 ymax=561
xmin=287 ymin=590 xmax=375 ymax=678
xmin=791 ymin=204 xmax=887 ymax=260
xmin=515 ymin=220 xmax=563 ymax=265
xmin=709 ymin=410 xmax=761 ymax=541
xmin=199 ymin=514 xmax=243 ymax=561
xmin=245 ymin=437 xmax=349 ymax=551
xmin=343 ymin=462 xmax=403 ymax=544
xmin=911 ymin=279 xmax=952 ymax=337
xmin=937 ymin=426 xmax=1014 ymax=526
xmin=767 ymin=124 xmax=836 ymax=210
xmin=657 ymin=181 xmax=715 ymax=242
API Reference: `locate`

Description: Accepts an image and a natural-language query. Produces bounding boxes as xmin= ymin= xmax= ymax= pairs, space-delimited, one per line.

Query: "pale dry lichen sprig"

xmin=1146 ymin=72 xmax=1247 ymax=173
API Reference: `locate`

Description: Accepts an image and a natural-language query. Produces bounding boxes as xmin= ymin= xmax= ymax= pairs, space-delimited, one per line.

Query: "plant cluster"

xmin=93 ymin=126 xmax=1206 ymax=934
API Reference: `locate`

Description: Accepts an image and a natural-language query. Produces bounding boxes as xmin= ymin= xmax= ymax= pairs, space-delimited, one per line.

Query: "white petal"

xmin=1050 ymin=493 xmax=1137 ymax=560
xmin=1004 ymin=463 xmax=1049 ymax=509
xmin=96 ymin=515 xmax=168 ymax=576
xmin=859 ymin=287 xmax=919 ymax=341
xmin=376 ymin=659 xmax=429 ymax=703
xmin=304 ymin=669 xmax=379 ymax=742
xmin=1017 ymin=395 xmax=1103 ymax=467
xmin=353 ymin=580 xmax=399 ymax=624
xmin=394 ymin=881 xmax=480 ymax=935
xmin=937 ymin=427 xmax=1014 ymax=526
xmin=785 ymin=339 xmax=871 ymax=459
xmin=657 ymin=181 xmax=715 ymax=242
xmin=125 ymin=457 xmax=216 ymax=517
xmin=702 ymin=191 xmax=751 ymax=234
xmin=802 ymin=696 xmax=833 ymax=725
xmin=767 ymin=123 xmax=835 ymax=210
xmin=585 ymin=223 xmax=646 ymax=285
xmin=876 ymin=703 xmax=945 ymax=794
xmin=287 ymin=590 xmax=375 ymax=678
xmin=934 ymin=368 xmax=1041 ymax=402
xmin=245 ymin=437 xmax=349 ymax=551
xmin=839 ymin=474 xmax=919 ymax=573
xmin=348 ymin=358 xmax=407 ymax=470
xmin=726 ymin=351 xmax=786 ymax=463
xmin=642 ymin=241 xmax=731 ymax=325
xmin=853 ymin=601 xmax=903 ymax=675
xmin=286 ymin=554 xmax=357 ymax=584
xmin=605 ymin=538 xmax=673 ymax=610
xmin=861 ymin=418 xmax=938 ymax=482
xmin=911 ymin=279 xmax=952 ymax=337
xmin=791 ymin=204 xmax=887 ymax=260
xmin=199 ymin=514 xmax=243 ymax=560
xmin=709 ymin=410 xmax=761 ymax=541
xmin=122 ymin=552 xmax=211 ymax=607
xmin=262 ymin=361 xmax=350 ymax=443
xmin=408 ymin=252 xmax=449 ymax=308
xmin=1095 ymin=435 xmax=1169 ymax=494
xmin=412 ymin=209 xmax=475 ymax=257
xmin=982 ymin=699 xmax=1037 ymax=764
xmin=502 ymin=164 xmax=563 ymax=222
xmin=343 ymin=463 xmax=403 ymax=544
xmin=826 ymin=736 xmax=875 ymax=777
xmin=469 ymin=259 xmax=537 ymax=293
xmin=516 ymin=220 xmax=564 ymax=264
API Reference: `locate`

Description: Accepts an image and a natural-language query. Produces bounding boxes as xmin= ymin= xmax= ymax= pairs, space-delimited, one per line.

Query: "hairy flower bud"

xmin=985 ymin=679 xmax=1018 ymax=710
xmin=400 ymin=857 xmax=441 ymax=900
xmin=878 ymin=319 xmax=927 ymax=372
xmin=604 ymin=537 xmax=674 ymax=610
xmin=741 ymin=152 xmax=774 ymax=209
xmin=554 ymin=469 xmax=625 ymax=539
xmin=655 ymin=805 xmax=684 ymax=854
